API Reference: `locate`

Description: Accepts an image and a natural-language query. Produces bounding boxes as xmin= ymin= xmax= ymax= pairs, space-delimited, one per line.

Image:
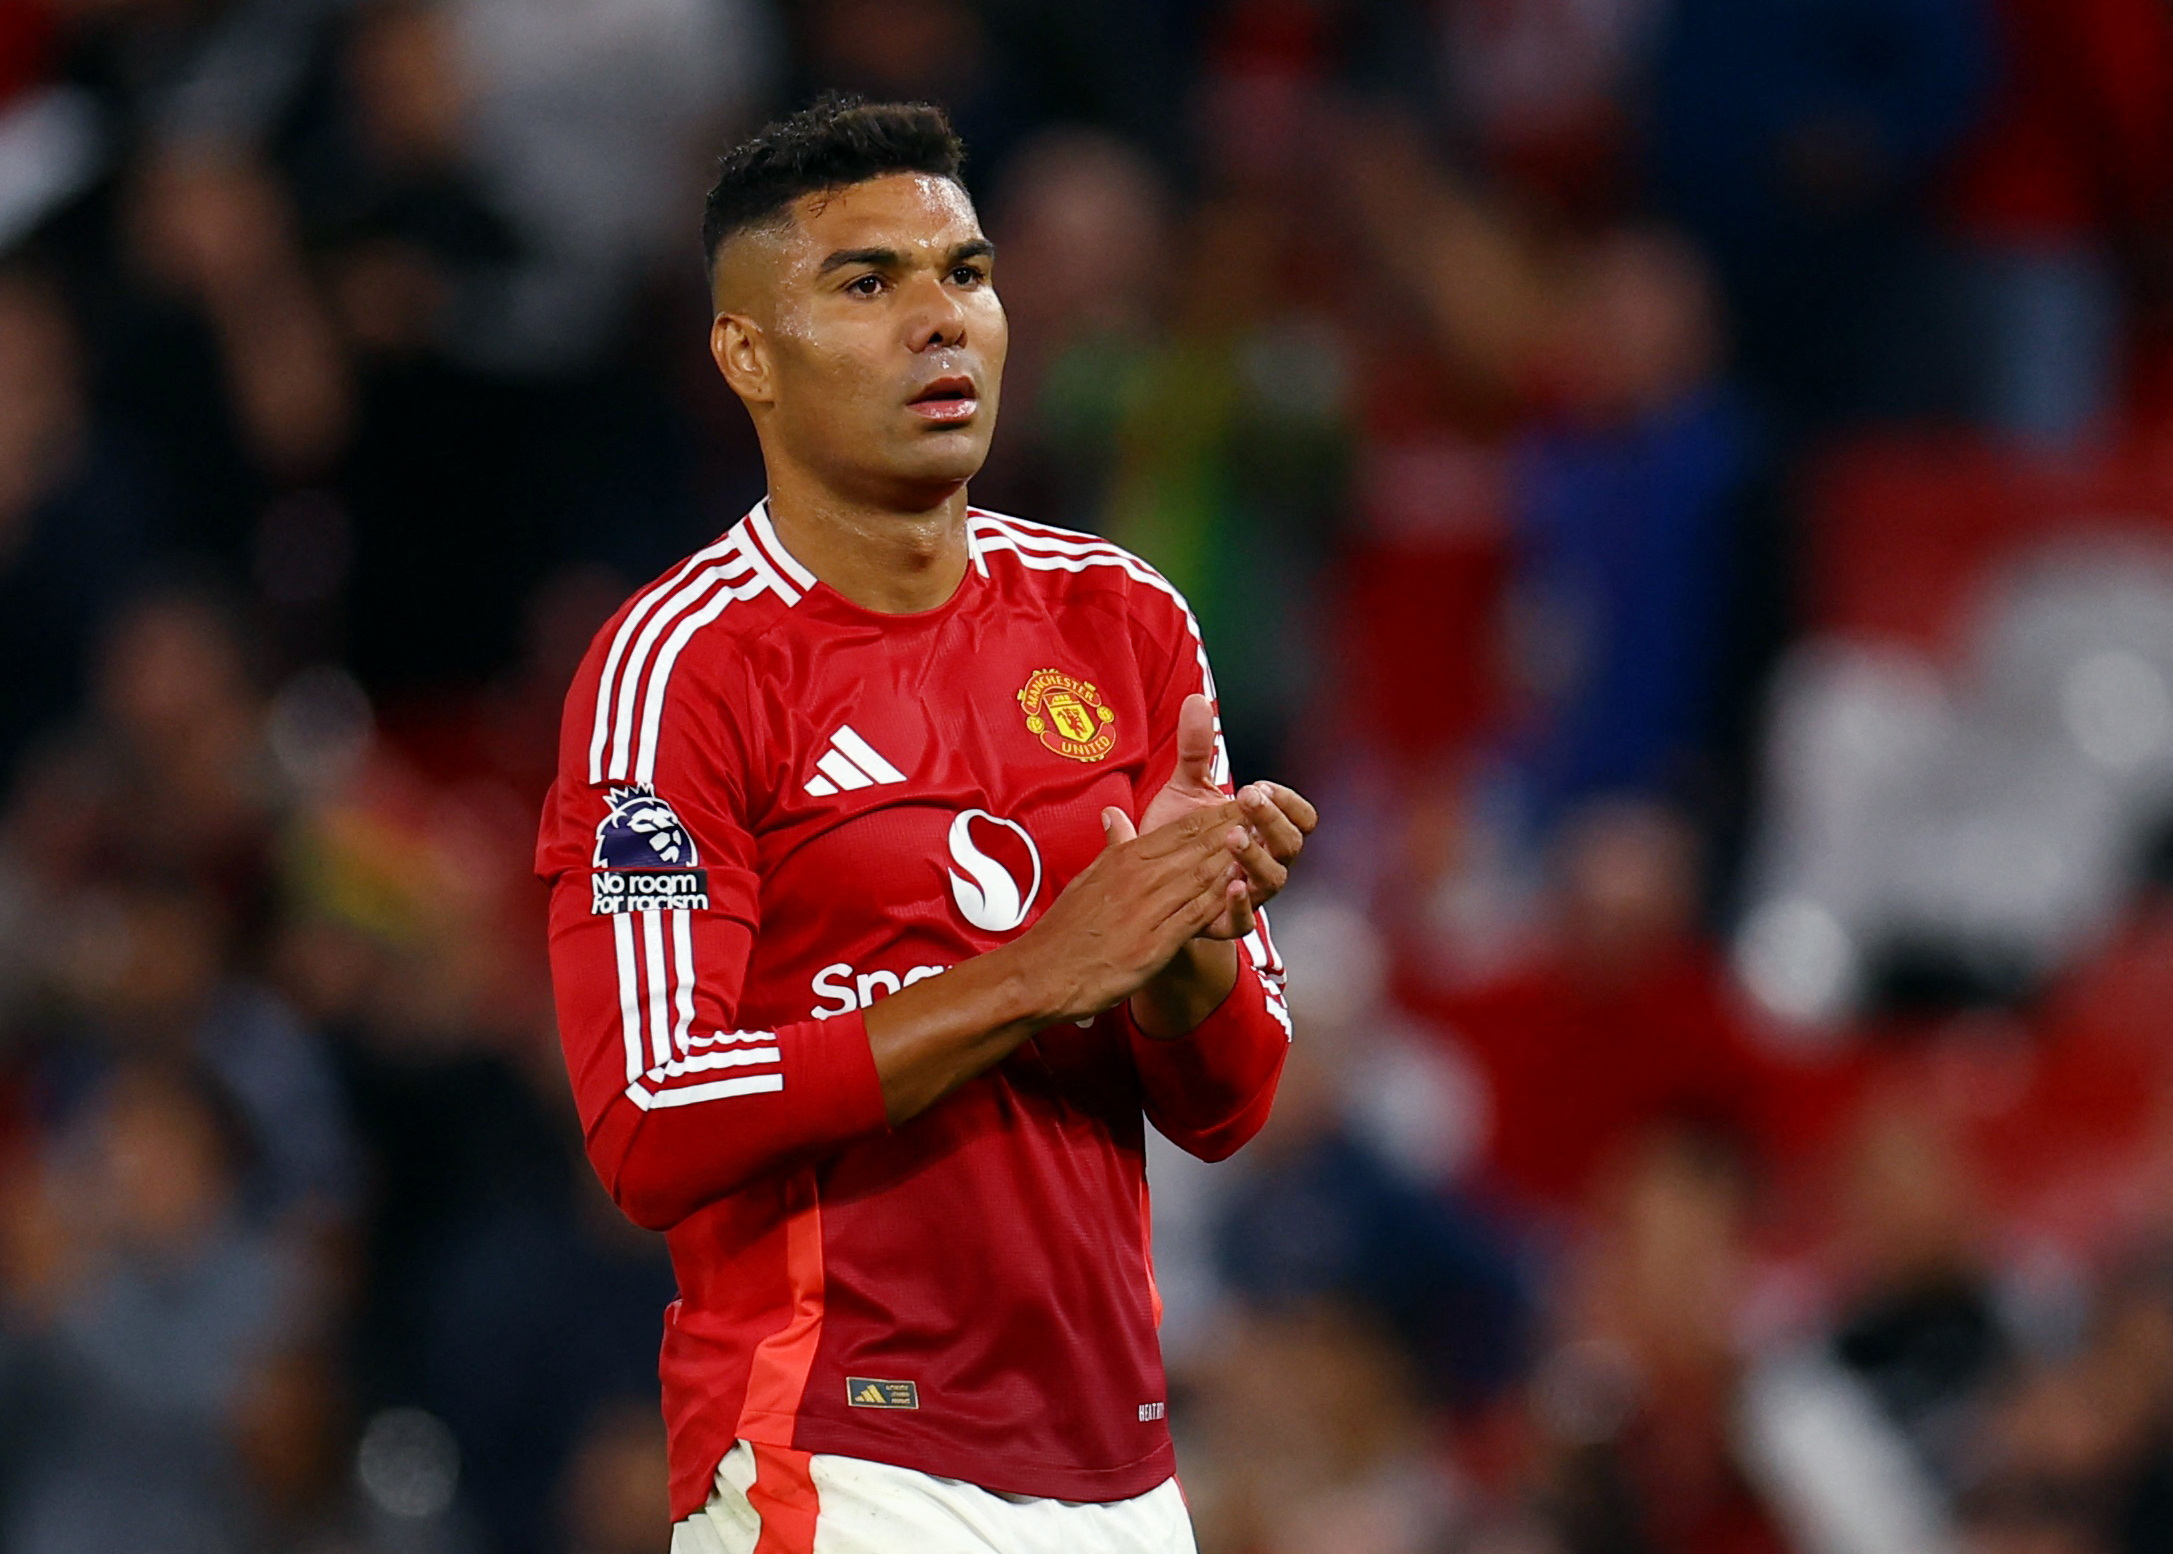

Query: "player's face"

xmin=726 ymin=173 xmax=1007 ymax=501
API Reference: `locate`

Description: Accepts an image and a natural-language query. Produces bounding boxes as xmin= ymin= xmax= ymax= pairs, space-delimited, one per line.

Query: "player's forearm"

xmin=1129 ymin=954 xmax=1289 ymax=1161
xmin=863 ymin=807 xmax=1251 ymax=1124
xmin=860 ymin=940 xmax=1063 ymax=1125
xmin=1127 ymin=938 xmax=1239 ymax=1039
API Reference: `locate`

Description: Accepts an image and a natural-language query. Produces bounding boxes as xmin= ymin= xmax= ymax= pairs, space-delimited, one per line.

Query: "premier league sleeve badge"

xmin=591 ymin=785 xmax=711 ymax=914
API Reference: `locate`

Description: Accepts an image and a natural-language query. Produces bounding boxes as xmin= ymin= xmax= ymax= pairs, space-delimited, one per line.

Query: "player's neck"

xmin=763 ymin=475 xmax=971 ymax=615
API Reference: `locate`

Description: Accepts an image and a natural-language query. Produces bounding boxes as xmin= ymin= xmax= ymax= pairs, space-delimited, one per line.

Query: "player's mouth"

xmin=907 ymin=375 xmax=979 ymax=425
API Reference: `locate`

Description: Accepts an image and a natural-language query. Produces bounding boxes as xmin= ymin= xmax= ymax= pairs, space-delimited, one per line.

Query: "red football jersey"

xmin=537 ymin=503 xmax=1291 ymax=1520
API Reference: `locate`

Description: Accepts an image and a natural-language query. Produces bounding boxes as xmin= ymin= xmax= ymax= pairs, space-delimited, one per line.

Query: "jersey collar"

xmin=742 ymin=498 xmax=987 ymax=621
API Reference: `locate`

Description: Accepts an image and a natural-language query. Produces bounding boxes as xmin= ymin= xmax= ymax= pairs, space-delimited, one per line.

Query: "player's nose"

xmin=905 ymin=274 xmax=968 ymax=352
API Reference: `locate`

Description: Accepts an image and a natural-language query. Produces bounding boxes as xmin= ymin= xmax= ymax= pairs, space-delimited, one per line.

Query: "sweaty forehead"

xmin=715 ymin=173 xmax=982 ymax=308
xmin=793 ymin=173 xmax=980 ymax=253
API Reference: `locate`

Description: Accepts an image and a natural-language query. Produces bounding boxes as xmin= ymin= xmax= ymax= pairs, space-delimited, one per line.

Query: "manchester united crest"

xmin=1017 ymin=669 xmax=1117 ymax=763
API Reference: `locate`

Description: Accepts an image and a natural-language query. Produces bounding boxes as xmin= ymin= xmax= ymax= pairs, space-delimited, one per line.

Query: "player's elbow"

xmin=1185 ymin=1129 xmax=1249 ymax=1164
xmin=595 ymin=1115 xmax=789 ymax=1230
xmin=602 ymin=1153 xmax=697 ymax=1232
xmin=1170 ymin=1109 xmax=1267 ymax=1163
xmin=1156 ymin=1073 xmax=1283 ymax=1162
xmin=590 ymin=1124 xmax=716 ymax=1232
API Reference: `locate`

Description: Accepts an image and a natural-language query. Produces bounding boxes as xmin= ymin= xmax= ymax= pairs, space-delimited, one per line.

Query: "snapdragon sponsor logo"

xmin=947 ymin=809 xmax=1041 ymax=933
xmin=811 ymin=960 xmax=953 ymax=1018
xmin=803 ymin=807 xmax=1043 ymax=1015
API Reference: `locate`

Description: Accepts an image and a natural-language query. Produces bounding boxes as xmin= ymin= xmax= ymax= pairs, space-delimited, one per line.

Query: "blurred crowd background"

xmin=8 ymin=1 xmax=2173 ymax=1551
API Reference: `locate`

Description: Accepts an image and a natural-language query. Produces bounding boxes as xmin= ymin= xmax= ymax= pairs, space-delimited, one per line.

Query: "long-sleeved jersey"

xmin=537 ymin=503 xmax=1290 ymax=1522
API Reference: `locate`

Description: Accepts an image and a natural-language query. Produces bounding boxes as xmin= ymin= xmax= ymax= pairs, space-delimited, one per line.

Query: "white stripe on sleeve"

xmin=641 ymin=910 xmax=671 ymax=1069
xmin=671 ymin=909 xmax=698 ymax=1058
xmin=613 ymin=913 xmax=644 ymax=1084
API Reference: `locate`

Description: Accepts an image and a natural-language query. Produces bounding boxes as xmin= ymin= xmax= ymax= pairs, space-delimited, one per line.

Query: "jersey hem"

xmin=787 ymin=1427 xmax=1178 ymax=1505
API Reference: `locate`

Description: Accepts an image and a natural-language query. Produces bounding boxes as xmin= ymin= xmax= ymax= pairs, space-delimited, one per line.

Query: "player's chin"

xmin=895 ymin=422 xmax=994 ymax=483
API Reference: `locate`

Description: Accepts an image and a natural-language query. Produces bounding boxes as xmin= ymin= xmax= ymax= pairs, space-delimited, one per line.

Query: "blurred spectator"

xmin=127 ymin=147 xmax=354 ymax=479
xmin=1946 ymin=0 xmax=2173 ymax=445
xmin=1507 ymin=230 xmax=1756 ymax=824
xmin=557 ymin=1400 xmax=671 ymax=1554
xmin=51 ymin=0 xmax=349 ymax=155
xmin=1404 ymin=798 xmax=1818 ymax=1217
xmin=421 ymin=1186 xmax=675 ymax=1552
xmin=1339 ymin=117 xmax=1769 ymax=825
xmin=42 ymin=873 xmax=358 ymax=1224
xmin=1964 ymin=1260 xmax=2173 ymax=1554
xmin=6 ymin=583 xmax=278 ymax=911
xmin=262 ymin=655 xmax=666 ymax=1546
xmin=1738 ymin=543 xmax=2173 ymax=1029
xmin=1434 ymin=0 xmax=1659 ymax=220
xmin=1181 ymin=1303 xmax=1465 ymax=1554
xmin=425 ymin=0 xmax=768 ymax=376
xmin=1213 ymin=975 xmax=1527 ymax=1405
xmin=0 ymin=261 xmax=167 ymax=794
xmin=1080 ymin=43 xmax=1351 ymax=773
xmin=978 ymin=125 xmax=1172 ymax=533
xmin=0 ymin=4 xmax=99 ymax=254
xmin=0 ymin=1058 xmax=321 ymax=1554
xmin=1532 ymin=1128 xmax=1789 ymax=1554
xmin=1647 ymin=0 xmax=1993 ymax=429
xmin=1826 ymin=1095 xmax=2008 ymax=1489
xmin=321 ymin=0 xmax=756 ymax=691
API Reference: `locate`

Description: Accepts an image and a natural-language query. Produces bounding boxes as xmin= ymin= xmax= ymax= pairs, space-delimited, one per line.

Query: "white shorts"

xmin=669 ymin=1440 xmax=1197 ymax=1554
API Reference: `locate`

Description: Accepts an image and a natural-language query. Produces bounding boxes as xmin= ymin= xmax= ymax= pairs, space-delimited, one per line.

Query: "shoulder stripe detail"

xmin=969 ymin=517 xmax=1225 ymax=775
xmin=968 ymin=511 xmax=1127 ymax=556
xmin=590 ymin=509 xmax=806 ymax=785
xmin=968 ymin=515 xmax=1192 ymax=621
xmin=595 ymin=552 xmax=755 ymax=782
xmin=628 ymin=553 xmax=775 ymax=785
xmin=746 ymin=504 xmax=818 ymax=592
xmin=964 ymin=508 xmax=1107 ymax=547
xmin=587 ymin=532 xmax=742 ymax=783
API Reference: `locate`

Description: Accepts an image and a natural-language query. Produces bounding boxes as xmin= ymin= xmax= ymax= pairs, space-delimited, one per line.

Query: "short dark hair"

xmin=702 ymin=94 xmax=966 ymax=269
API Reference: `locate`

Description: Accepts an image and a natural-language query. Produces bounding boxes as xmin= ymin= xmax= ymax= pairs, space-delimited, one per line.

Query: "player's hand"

xmin=1133 ymin=693 xmax=1318 ymax=938
xmin=1016 ymin=799 xmax=1253 ymax=1024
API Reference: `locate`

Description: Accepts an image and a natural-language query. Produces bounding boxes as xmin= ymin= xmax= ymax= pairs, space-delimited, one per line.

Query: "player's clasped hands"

xmin=1023 ymin=782 xmax=1317 ymax=1027
xmin=1022 ymin=800 xmax=1257 ymax=1024
xmin=1110 ymin=691 xmax=1318 ymax=940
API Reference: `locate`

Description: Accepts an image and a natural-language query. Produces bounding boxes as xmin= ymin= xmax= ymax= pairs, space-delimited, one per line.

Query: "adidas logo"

xmin=845 ymin=1376 xmax=919 ymax=1409
xmin=805 ymin=725 xmax=908 ymax=797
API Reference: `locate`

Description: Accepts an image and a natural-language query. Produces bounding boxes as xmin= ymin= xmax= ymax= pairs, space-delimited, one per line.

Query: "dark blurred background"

xmin=7 ymin=1 xmax=2173 ymax=1551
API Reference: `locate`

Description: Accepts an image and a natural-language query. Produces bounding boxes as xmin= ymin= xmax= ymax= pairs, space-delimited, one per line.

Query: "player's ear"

xmin=711 ymin=313 xmax=773 ymax=405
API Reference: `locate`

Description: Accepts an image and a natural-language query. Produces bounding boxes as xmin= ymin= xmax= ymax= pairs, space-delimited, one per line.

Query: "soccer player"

xmin=538 ymin=96 xmax=1316 ymax=1553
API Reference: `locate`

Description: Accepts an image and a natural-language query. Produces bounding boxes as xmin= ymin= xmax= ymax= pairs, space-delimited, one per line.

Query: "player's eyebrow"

xmin=816 ymin=239 xmax=995 ymax=277
xmin=817 ymin=246 xmax=902 ymax=276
